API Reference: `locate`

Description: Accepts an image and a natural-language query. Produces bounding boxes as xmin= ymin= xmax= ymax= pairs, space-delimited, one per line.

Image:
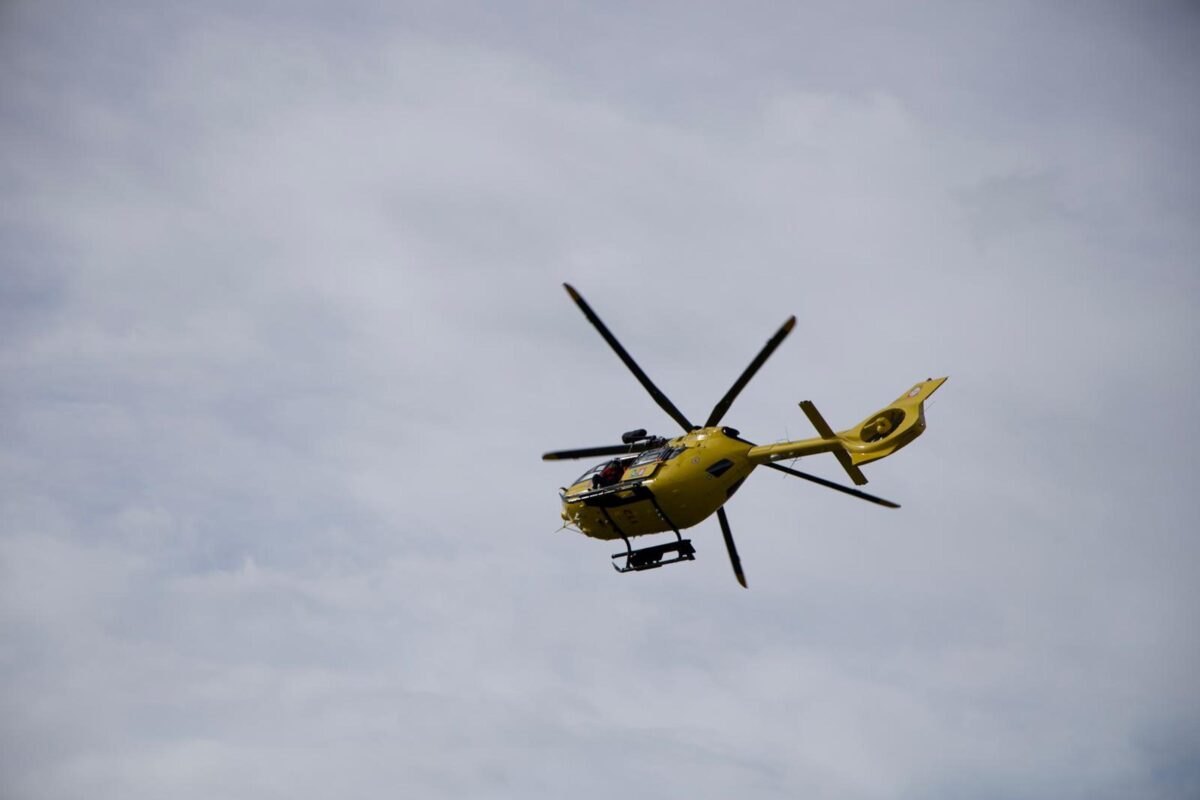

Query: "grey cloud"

xmin=2 ymin=1 xmax=1198 ymax=798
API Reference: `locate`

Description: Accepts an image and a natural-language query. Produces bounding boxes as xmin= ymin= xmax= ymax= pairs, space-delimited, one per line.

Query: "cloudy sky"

xmin=2 ymin=1 xmax=1198 ymax=797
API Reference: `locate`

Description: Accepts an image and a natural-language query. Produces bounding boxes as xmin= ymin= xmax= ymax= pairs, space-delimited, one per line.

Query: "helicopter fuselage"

xmin=560 ymin=427 xmax=755 ymax=540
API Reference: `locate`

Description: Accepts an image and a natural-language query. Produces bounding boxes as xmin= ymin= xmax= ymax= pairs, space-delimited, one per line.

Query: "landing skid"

xmin=597 ymin=486 xmax=696 ymax=574
xmin=612 ymin=535 xmax=696 ymax=573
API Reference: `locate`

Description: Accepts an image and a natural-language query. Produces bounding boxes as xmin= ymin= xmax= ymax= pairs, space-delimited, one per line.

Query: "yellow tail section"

xmin=746 ymin=377 xmax=947 ymax=484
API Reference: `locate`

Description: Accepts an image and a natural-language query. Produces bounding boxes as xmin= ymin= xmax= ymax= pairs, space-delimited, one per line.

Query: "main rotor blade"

xmin=764 ymin=462 xmax=900 ymax=508
xmin=716 ymin=507 xmax=748 ymax=588
xmin=705 ymin=316 xmax=796 ymax=428
xmin=542 ymin=442 xmax=654 ymax=461
xmin=563 ymin=283 xmax=695 ymax=432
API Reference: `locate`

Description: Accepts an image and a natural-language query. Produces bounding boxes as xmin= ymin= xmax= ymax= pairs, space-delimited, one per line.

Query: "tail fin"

xmin=746 ymin=377 xmax=947 ymax=481
xmin=839 ymin=377 xmax=947 ymax=467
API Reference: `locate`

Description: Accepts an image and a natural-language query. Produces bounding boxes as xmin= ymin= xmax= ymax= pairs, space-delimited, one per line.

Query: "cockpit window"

xmin=573 ymin=459 xmax=629 ymax=485
xmin=573 ymin=463 xmax=602 ymax=485
xmin=631 ymin=448 xmax=662 ymax=466
xmin=631 ymin=446 xmax=686 ymax=466
xmin=572 ymin=447 xmax=685 ymax=485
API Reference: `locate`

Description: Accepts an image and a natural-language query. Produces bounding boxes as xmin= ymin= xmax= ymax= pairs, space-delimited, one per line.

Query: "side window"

xmin=706 ymin=459 xmax=734 ymax=477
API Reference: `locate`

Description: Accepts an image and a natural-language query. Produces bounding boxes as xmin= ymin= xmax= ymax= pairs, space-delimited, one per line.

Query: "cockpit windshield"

xmin=572 ymin=446 xmax=686 ymax=485
xmin=573 ymin=460 xmax=625 ymax=485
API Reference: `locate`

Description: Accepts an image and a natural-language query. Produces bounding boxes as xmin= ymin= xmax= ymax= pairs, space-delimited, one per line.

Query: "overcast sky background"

xmin=2 ymin=1 xmax=1199 ymax=798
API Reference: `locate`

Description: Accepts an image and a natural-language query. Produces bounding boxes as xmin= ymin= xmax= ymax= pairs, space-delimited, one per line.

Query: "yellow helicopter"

xmin=544 ymin=283 xmax=946 ymax=588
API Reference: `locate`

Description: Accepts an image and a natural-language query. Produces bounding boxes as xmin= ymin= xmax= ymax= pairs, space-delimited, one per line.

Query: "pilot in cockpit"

xmin=591 ymin=459 xmax=625 ymax=489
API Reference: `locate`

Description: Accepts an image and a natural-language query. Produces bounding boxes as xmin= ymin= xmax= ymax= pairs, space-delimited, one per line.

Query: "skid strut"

xmin=609 ymin=493 xmax=695 ymax=573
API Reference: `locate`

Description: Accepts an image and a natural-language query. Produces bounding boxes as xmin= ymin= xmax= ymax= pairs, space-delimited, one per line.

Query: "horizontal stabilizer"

xmin=799 ymin=400 xmax=868 ymax=486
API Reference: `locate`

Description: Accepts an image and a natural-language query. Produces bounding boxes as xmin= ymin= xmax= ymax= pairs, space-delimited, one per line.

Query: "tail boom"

xmin=746 ymin=377 xmax=947 ymax=480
